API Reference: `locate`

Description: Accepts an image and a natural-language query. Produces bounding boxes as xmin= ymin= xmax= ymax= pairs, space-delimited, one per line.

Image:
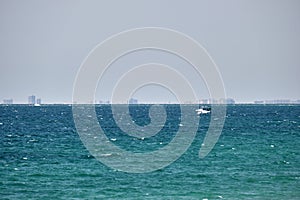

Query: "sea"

xmin=0 ymin=104 xmax=299 ymax=199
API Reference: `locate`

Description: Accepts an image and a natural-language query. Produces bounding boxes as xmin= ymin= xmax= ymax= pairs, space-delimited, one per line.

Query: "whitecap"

xmin=100 ymin=153 xmax=112 ymax=157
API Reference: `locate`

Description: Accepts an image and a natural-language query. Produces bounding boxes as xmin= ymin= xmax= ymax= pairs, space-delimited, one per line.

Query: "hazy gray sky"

xmin=1 ymin=0 xmax=299 ymax=103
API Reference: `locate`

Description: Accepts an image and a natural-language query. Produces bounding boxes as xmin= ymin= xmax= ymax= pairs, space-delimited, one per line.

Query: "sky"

xmin=0 ymin=0 xmax=299 ymax=103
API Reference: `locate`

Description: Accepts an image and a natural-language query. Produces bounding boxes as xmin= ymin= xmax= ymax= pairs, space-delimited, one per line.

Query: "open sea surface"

xmin=0 ymin=104 xmax=299 ymax=199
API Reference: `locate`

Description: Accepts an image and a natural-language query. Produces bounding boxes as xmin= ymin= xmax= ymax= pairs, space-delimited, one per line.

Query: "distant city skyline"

xmin=2 ymin=95 xmax=300 ymax=105
xmin=1 ymin=1 xmax=299 ymax=103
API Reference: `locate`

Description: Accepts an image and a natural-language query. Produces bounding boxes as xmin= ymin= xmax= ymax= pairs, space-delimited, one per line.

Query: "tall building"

xmin=3 ymin=99 xmax=13 ymax=104
xmin=36 ymin=98 xmax=42 ymax=104
xmin=28 ymin=95 xmax=36 ymax=105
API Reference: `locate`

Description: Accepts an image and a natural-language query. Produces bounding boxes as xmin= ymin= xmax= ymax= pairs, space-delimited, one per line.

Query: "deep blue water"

xmin=0 ymin=105 xmax=299 ymax=199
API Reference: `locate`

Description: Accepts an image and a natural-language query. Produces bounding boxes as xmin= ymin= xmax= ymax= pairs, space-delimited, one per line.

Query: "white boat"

xmin=195 ymin=108 xmax=211 ymax=115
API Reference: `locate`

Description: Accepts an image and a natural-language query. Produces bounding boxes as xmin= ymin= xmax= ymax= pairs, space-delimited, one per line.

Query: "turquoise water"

xmin=0 ymin=105 xmax=299 ymax=199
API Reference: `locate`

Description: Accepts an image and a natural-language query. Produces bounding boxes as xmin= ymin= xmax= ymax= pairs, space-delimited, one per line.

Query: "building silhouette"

xmin=129 ymin=98 xmax=138 ymax=104
xmin=28 ymin=95 xmax=36 ymax=105
xmin=3 ymin=99 xmax=13 ymax=104
xmin=36 ymin=98 xmax=42 ymax=104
